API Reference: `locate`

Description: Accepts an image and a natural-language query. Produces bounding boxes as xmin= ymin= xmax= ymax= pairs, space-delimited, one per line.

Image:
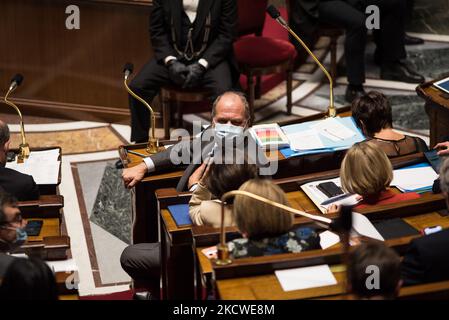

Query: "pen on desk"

xmin=320 ymin=193 xmax=353 ymax=206
xmin=127 ymin=150 xmax=148 ymax=158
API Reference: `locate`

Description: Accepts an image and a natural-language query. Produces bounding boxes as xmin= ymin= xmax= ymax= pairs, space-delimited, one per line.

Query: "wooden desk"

xmin=157 ymin=153 xmax=445 ymax=299
xmin=214 ymin=211 xmax=449 ymax=300
xmin=120 ymin=108 xmax=355 ymax=244
xmin=19 ymin=195 xmax=64 ymax=220
xmin=417 ymin=78 xmax=449 ymax=146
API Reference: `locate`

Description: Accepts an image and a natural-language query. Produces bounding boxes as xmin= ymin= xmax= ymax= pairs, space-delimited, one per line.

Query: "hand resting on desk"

xmin=122 ymin=162 xmax=147 ymax=189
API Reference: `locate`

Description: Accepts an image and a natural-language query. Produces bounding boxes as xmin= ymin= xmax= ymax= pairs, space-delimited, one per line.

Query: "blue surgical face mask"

xmin=0 ymin=226 xmax=27 ymax=252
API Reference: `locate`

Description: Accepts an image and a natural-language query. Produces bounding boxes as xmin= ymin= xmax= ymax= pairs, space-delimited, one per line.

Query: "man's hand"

xmin=122 ymin=162 xmax=147 ymax=189
xmin=183 ymin=63 xmax=206 ymax=89
xmin=188 ymin=161 xmax=211 ymax=190
xmin=434 ymin=141 xmax=449 ymax=156
xmin=167 ymin=60 xmax=189 ymax=86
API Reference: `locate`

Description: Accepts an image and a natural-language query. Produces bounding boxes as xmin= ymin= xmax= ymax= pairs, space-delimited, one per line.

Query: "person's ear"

xmin=4 ymin=140 xmax=11 ymax=152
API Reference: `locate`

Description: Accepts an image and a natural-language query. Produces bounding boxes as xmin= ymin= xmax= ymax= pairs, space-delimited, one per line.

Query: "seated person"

xmin=0 ymin=120 xmax=39 ymax=201
xmin=228 ymin=179 xmax=320 ymax=259
xmin=348 ymin=241 xmax=402 ymax=300
xmin=189 ymin=158 xmax=259 ymax=228
xmin=0 ymin=257 xmax=58 ymax=300
xmin=0 ymin=192 xmax=28 ymax=277
xmin=401 ymin=157 xmax=449 ymax=286
xmin=352 ymin=91 xmax=428 ymax=157
xmin=340 ymin=142 xmax=420 ymax=208
xmin=122 ymin=91 xmax=252 ymax=192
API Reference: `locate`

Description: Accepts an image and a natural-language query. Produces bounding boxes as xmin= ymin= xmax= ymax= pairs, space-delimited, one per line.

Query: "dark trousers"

xmin=128 ymin=59 xmax=233 ymax=142
xmin=120 ymin=243 xmax=161 ymax=298
xmin=316 ymin=0 xmax=407 ymax=85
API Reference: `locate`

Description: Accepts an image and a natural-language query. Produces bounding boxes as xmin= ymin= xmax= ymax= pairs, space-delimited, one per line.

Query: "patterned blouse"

xmin=228 ymin=227 xmax=321 ymax=259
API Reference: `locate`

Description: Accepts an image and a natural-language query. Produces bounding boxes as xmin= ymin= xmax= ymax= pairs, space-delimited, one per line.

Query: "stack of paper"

xmin=281 ymin=116 xmax=365 ymax=158
xmin=300 ymin=177 xmax=361 ymax=213
xmin=6 ymin=149 xmax=60 ymax=185
xmin=46 ymin=258 xmax=78 ymax=273
xmin=391 ymin=165 xmax=438 ymax=193
xmin=275 ymin=265 xmax=338 ymax=291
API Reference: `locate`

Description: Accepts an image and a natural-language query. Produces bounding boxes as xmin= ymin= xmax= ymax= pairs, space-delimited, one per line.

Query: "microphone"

xmin=266 ymin=5 xmax=288 ymax=28
xmin=266 ymin=5 xmax=336 ymax=117
xmin=9 ymin=74 xmax=24 ymax=91
xmin=122 ymin=63 xmax=159 ymax=154
xmin=123 ymin=63 xmax=134 ymax=80
xmin=3 ymin=74 xmax=30 ymax=162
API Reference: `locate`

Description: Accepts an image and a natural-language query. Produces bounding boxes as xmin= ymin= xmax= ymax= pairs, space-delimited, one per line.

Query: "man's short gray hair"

xmin=211 ymin=91 xmax=251 ymax=121
xmin=440 ymin=157 xmax=449 ymax=193
xmin=0 ymin=121 xmax=10 ymax=146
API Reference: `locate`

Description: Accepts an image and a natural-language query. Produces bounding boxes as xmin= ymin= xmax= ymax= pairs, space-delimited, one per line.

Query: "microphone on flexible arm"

xmin=122 ymin=63 xmax=159 ymax=154
xmin=266 ymin=5 xmax=336 ymax=117
xmin=3 ymin=74 xmax=30 ymax=163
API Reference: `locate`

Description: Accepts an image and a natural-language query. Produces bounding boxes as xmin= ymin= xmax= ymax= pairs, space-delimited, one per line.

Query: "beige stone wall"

xmin=269 ymin=0 xmax=286 ymax=7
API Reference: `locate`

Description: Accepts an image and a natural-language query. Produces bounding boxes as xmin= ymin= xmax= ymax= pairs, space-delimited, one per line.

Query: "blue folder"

xmin=167 ymin=204 xmax=192 ymax=227
xmin=279 ymin=116 xmax=365 ymax=158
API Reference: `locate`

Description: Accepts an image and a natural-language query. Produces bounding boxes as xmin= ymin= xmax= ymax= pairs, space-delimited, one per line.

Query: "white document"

xmin=287 ymin=129 xmax=324 ymax=151
xmin=391 ymin=166 xmax=438 ymax=191
xmin=46 ymin=258 xmax=78 ymax=273
xmin=351 ymin=212 xmax=384 ymax=241
xmin=5 ymin=149 xmax=60 ymax=185
xmin=319 ymin=231 xmax=341 ymax=249
xmin=311 ymin=117 xmax=356 ymax=142
xmin=275 ymin=265 xmax=338 ymax=292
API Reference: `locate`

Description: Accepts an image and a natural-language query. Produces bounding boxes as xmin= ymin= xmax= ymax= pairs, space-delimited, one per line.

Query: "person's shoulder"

xmin=0 ymin=166 xmax=33 ymax=181
xmin=0 ymin=253 xmax=15 ymax=278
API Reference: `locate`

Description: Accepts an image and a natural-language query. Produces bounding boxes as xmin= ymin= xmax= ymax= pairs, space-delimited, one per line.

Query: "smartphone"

xmin=317 ymin=182 xmax=344 ymax=198
xmin=25 ymin=220 xmax=44 ymax=237
xmin=424 ymin=150 xmax=441 ymax=173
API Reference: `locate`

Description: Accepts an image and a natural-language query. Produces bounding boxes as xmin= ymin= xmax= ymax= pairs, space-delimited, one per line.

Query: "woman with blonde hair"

xmin=340 ymin=142 xmax=420 ymax=207
xmin=228 ymin=179 xmax=320 ymax=258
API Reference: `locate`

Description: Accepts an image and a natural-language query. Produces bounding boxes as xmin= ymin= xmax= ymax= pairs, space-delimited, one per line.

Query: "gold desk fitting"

xmin=3 ymin=74 xmax=30 ymax=163
xmin=266 ymin=5 xmax=336 ymax=118
xmin=123 ymin=63 xmax=159 ymax=154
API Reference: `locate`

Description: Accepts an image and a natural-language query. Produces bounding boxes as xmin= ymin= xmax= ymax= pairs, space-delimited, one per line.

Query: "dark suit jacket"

xmin=0 ymin=253 xmax=15 ymax=278
xmin=401 ymin=229 xmax=449 ymax=286
xmin=0 ymin=166 xmax=40 ymax=201
xmin=150 ymin=127 xmax=215 ymax=192
xmin=150 ymin=0 xmax=238 ymax=70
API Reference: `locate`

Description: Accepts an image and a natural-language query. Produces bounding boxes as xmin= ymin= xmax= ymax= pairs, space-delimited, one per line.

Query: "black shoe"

xmin=133 ymin=291 xmax=153 ymax=300
xmin=405 ymin=34 xmax=424 ymax=45
xmin=115 ymin=159 xmax=124 ymax=169
xmin=380 ymin=62 xmax=425 ymax=84
xmin=345 ymin=85 xmax=366 ymax=103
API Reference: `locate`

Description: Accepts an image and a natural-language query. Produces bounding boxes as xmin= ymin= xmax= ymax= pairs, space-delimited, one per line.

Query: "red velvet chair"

xmin=235 ymin=0 xmax=296 ymax=123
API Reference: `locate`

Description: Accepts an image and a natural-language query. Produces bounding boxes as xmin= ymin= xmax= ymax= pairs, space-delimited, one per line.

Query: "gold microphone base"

xmin=146 ymin=138 xmax=159 ymax=154
xmin=327 ymin=106 xmax=337 ymax=118
xmin=214 ymin=244 xmax=232 ymax=266
xmin=17 ymin=143 xmax=30 ymax=163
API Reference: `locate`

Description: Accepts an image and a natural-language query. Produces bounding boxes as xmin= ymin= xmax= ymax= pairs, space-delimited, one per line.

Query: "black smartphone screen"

xmin=317 ymin=182 xmax=344 ymax=198
xmin=25 ymin=220 xmax=44 ymax=237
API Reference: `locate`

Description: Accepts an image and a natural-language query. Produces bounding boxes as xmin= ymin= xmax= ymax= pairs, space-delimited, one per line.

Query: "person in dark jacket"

xmin=0 ymin=120 xmax=39 ymax=201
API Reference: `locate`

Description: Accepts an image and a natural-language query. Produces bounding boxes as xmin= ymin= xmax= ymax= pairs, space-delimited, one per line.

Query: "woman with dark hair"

xmin=351 ymin=91 xmax=428 ymax=157
xmin=0 ymin=257 xmax=58 ymax=300
xmin=189 ymin=157 xmax=259 ymax=228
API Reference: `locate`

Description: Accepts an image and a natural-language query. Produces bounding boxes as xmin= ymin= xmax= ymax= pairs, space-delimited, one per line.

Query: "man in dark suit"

xmin=128 ymin=0 xmax=238 ymax=143
xmin=0 ymin=192 xmax=28 ymax=277
xmin=289 ymin=0 xmax=425 ymax=103
xmin=122 ymin=91 xmax=252 ymax=192
xmin=0 ymin=121 xmax=39 ymax=201
xmin=401 ymin=157 xmax=449 ymax=285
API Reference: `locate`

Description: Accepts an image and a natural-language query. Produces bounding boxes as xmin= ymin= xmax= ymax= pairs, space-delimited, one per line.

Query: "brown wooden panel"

xmin=0 ymin=0 xmax=154 ymax=122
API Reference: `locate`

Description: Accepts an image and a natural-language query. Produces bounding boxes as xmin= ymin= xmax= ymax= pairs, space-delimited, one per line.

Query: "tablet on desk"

xmin=433 ymin=76 xmax=449 ymax=95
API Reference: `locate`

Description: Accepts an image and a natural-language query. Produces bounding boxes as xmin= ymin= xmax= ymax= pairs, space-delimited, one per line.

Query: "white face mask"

xmin=213 ymin=123 xmax=244 ymax=144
